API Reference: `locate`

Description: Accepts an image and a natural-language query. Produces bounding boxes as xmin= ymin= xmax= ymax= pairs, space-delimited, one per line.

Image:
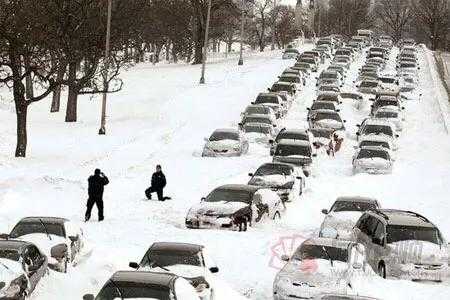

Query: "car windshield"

xmin=293 ymin=245 xmax=348 ymax=263
xmin=376 ymin=111 xmax=398 ymax=118
xmin=279 ymin=76 xmax=299 ymax=83
xmin=376 ymin=99 xmax=399 ymax=107
xmin=284 ymin=49 xmax=298 ymax=54
xmin=312 ymin=102 xmax=334 ymax=110
xmin=244 ymin=116 xmax=271 ymax=125
xmin=276 ymin=132 xmax=308 ymax=142
xmin=387 ymin=225 xmax=441 ymax=245
xmin=401 ymin=63 xmax=416 ymax=68
xmin=321 ymin=73 xmax=337 ymax=79
xmin=96 ymin=282 xmax=171 ymax=300
xmin=254 ymin=164 xmax=293 ymax=176
xmin=244 ymin=124 xmax=270 ymax=134
xmin=360 ymin=140 xmax=390 ymax=149
xmin=245 ymin=106 xmax=268 ymax=115
xmin=317 ymin=94 xmax=339 ymax=102
xmin=256 ymin=95 xmax=278 ymax=104
xmin=363 ymin=124 xmax=393 ymax=136
xmin=299 ymin=58 xmax=315 ymax=64
xmin=10 ymin=222 xmax=65 ymax=238
xmin=275 ymin=144 xmax=311 ymax=157
xmin=141 ymin=250 xmax=200 ymax=268
xmin=206 ymin=189 xmax=253 ymax=204
xmin=320 ymin=86 xmax=339 ymax=92
xmin=209 ymin=131 xmax=238 ymax=141
xmin=357 ymin=148 xmax=389 ymax=160
xmin=312 ymin=112 xmax=342 ymax=122
xmin=331 ymin=201 xmax=378 ymax=212
xmin=295 ymin=63 xmax=310 ymax=68
xmin=0 ymin=249 xmax=20 ymax=261
xmin=380 ymin=78 xmax=396 ymax=84
xmin=271 ymin=84 xmax=291 ymax=93
xmin=361 ymin=81 xmax=378 ymax=88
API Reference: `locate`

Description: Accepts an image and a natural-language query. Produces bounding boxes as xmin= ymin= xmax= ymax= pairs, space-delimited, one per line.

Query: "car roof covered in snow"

xmin=362 ymin=118 xmax=395 ymax=127
xmin=216 ymin=184 xmax=260 ymax=193
xmin=279 ymin=128 xmax=309 ymax=135
xmin=303 ymin=237 xmax=353 ymax=249
xmin=335 ymin=196 xmax=378 ymax=204
xmin=18 ymin=217 xmax=68 ymax=225
xmin=0 ymin=239 xmax=31 ymax=251
xmin=277 ymin=140 xmax=311 ymax=147
xmin=111 ymin=271 xmax=176 ymax=287
xmin=373 ymin=209 xmax=435 ymax=228
xmin=149 ymin=242 xmax=203 ymax=254
xmin=258 ymin=162 xmax=296 ymax=170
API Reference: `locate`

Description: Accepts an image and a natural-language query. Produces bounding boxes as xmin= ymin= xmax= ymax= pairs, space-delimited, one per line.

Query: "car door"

xmin=372 ymin=220 xmax=387 ymax=264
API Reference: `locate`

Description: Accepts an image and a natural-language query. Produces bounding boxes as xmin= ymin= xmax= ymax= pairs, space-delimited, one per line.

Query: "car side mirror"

xmin=238 ymin=123 xmax=243 ymax=127
xmin=296 ymin=176 xmax=302 ymax=180
xmin=402 ymin=107 xmax=405 ymax=110
xmin=0 ymin=282 xmax=4 ymax=290
xmin=356 ymin=132 xmax=360 ymax=136
xmin=248 ymin=173 xmax=254 ymax=177
xmin=251 ymin=101 xmax=256 ymax=105
xmin=321 ymin=209 xmax=328 ymax=215
xmin=268 ymin=139 xmax=274 ymax=144
xmin=395 ymin=134 xmax=400 ymax=138
xmin=129 ymin=262 xmax=139 ymax=269
xmin=343 ymin=120 xmax=347 ymax=123
xmin=83 ymin=295 xmax=95 ymax=300
xmin=307 ymin=107 xmax=311 ymax=111
xmin=303 ymin=170 xmax=310 ymax=177
xmin=281 ymin=254 xmax=290 ymax=262
xmin=0 ymin=233 xmax=9 ymax=240
xmin=201 ymin=197 xmax=206 ymax=202
xmin=336 ymin=109 xmax=340 ymax=112
xmin=209 ymin=266 xmax=219 ymax=273
xmin=267 ymin=88 xmax=271 ymax=92
xmin=273 ymin=124 xmax=277 ymax=127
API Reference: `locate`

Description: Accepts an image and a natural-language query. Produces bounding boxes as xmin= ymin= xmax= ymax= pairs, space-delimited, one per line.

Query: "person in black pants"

xmin=145 ymin=165 xmax=168 ymax=201
xmin=85 ymin=169 xmax=109 ymax=222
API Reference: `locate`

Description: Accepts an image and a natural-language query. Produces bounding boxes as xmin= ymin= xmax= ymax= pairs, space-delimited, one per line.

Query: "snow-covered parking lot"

xmin=1 ymin=43 xmax=450 ymax=300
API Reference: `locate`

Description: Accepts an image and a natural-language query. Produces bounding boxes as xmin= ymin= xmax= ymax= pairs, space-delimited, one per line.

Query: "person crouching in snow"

xmin=333 ymin=131 xmax=344 ymax=153
xmin=145 ymin=165 xmax=170 ymax=201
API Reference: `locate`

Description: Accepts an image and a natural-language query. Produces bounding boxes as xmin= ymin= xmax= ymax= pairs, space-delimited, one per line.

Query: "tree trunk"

xmin=65 ymin=61 xmax=78 ymax=122
xmin=165 ymin=41 xmax=171 ymax=61
xmin=51 ymin=63 xmax=66 ymax=113
xmin=192 ymin=17 xmax=204 ymax=64
xmin=24 ymin=56 xmax=34 ymax=100
xmin=14 ymin=101 xmax=28 ymax=157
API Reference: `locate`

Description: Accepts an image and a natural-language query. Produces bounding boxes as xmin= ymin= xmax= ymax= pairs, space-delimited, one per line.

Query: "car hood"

xmin=140 ymin=264 xmax=207 ymax=280
xmin=190 ymin=201 xmax=248 ymax=217
xmin=274 ymin=155 xmax=312 ymax=166
xmin=314 ymin=119 xmax=343 ymax=129
xmin=206 ymin=140 xmax=240 ymax=150
xmin=0 ymin=258 xmax=23 ymax=285
xmin=388 ymin=241 xmax=448 ymax=265
xmin=248 ymin=175 xmax=291 ymax=188
xmin=355 ymin=157 xmax=390 ymax=168
xmin=17 ymin=233 xmax=66 ymax=256
xmin=323 ymin=212 xmax=364 ymax=230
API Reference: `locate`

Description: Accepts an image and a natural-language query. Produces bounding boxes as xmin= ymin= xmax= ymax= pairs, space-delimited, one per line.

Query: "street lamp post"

xmin=238 ymin=0 xmax=245 ymax=66
xmin=99 ymin=0 xmax=112 ymax=135
xmin=199 ymin=0 xmax=212 ymax=84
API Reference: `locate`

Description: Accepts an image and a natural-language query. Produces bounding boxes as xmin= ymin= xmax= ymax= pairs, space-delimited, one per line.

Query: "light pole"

xmin=271 ymin=0 xmax=277 ymax=50
xmin=238 ymin=0 xmax=245 ymax=65
xmin=199 ymin=0 xmax=212 ymax=84
xmin=99 ymin=0 xmax=112 ymax=135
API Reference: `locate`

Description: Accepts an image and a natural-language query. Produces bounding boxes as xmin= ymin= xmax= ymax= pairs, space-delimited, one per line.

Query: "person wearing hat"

xmin=85 ymin=169 xmax=109 ymax=222
xmin=145 ymin=165 xmax=168 ymax=201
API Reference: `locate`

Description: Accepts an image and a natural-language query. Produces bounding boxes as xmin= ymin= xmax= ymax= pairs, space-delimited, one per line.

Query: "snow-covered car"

xmin=273 ymin=238 xmax=368 ymax=300
xmin=353 ymin=209 xmax=449 ymax=281
xmin=378 ymin=76 xmax=399 ymax=91
xmin=282 ymin=68 xmax=306 ymax=83
xmin=340 ymin=92 xmax=364 ymax=109
xmin=400 ymin=75 xmax=417 ymax=92
xmin=82 ymin=271 xmax=200 ymax=300
xmin=356 ymin=80 xmax=380 ymax=95
xmin=239 ymin=114 xmax=278 ymax=143
xmin=308 ymin=109 xmax=346 ymax=132
xmin=269 ymin=82 xmax=296 ymax=102
xmin=269 ymin=128 xmax=311 ymax=156
xmin=314 ymin=294 xmax=380 ymax=300
xmin=355 ymin=135 xmax=395 ymax=154
xmin=129 ymin=242 xmax=219 ymax=300
xmin=315 ymin=93 xmax=343 ymax=105
xmin=185 ymin=184 xmax=284 ymax=231
xmin=202 ymin=129 xmax=249 ymax=157
xmin=307 ymin=101 xmax=340 ymax=121
xmin=319 ymin=197 xmax=381 ymax=240
xmin=316 ymin=71 xmax=343 ymax=88
xmin=253 ymin=93 xmax=286 ymax=118
xmin=4 ymin=217 xmax=86 ymax=273
xmin=373 ymin=107 xmax=404 ymax=131
xmin=0 ymin=240 xmax=48 ymax=299
xmin=248 ymin=162 xmax=305 ymax=203
xmin=272 ymin=140 xmax=315 ymax=175
xmin=370 ymin=97 xmax=404 ymax=116
xmin=356 ymin=118 xmax=399 ymax=148
xmin=278 ymin=74 xmax=304 ymax=90
xmin=241 ymin=104 xmax=277 ymax=123
xmin=317 ymin=85 xmax=341 ymax=95
xmin=352 ymin=146 xmax=394 ymax=175
xmin=282 ymin=48 xmax=299 ymax=59
xmin=298 ymin=57 xmax=318 ymax=72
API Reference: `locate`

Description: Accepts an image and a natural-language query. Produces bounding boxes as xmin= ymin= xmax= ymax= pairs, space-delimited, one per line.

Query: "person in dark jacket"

xmin=145 ymin=165 xmax=168 ymax=201
xmin=85 ymin=169 xmax=109 ymax=222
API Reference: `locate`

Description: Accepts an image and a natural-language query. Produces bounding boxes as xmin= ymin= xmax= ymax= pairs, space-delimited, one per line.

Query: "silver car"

xmin=273 ymin=238 xmax=367 ymax=300
xmin=352 ymin=146 xmax=393 ymax=175
xmin=202 ymin=129 xmax=249 ymax=157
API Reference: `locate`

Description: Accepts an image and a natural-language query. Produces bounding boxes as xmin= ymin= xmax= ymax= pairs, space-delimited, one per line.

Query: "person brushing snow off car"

xmin=145 ymin=165 xmax=170 ymax=201
xmin=85 ymin=168 xmax=109 ymax=222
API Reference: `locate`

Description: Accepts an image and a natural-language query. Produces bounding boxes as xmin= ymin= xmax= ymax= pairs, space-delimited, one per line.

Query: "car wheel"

xmin=378 ymin=262 xmax=386 ymax=279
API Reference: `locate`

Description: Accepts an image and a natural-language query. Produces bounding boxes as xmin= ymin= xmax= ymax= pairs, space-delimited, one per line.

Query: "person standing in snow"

xmin=145 ymin=165 xmax=169 ymax=201
xmin=85 ymin=169 xmax=109 ymax=222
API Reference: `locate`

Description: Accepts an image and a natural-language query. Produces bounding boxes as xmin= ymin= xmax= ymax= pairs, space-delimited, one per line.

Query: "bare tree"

xmin=375 ymin=0 xmax=412 ymax=42
xmin=249 ymin=0 xmax=273 ymax=52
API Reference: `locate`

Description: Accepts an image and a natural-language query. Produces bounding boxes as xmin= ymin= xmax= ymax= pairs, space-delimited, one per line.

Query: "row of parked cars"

xmin=273 ymin=35 xmax=448 ymax=300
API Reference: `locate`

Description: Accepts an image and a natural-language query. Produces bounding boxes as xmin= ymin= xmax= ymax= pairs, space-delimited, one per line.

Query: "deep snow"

xmin=0 ymin=44 xmax=450 ymax=299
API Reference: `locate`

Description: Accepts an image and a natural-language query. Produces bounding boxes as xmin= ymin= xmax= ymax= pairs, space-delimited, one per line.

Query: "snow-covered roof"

xmin=335 ymin=196 xmax=378 ymax=204
xmin=111 ymin=271 xmax=176 ymax=286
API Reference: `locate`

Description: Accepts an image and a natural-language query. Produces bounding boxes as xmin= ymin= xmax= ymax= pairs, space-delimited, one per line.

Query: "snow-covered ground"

xmin=1 ymin=44 xmax=450 ymax=299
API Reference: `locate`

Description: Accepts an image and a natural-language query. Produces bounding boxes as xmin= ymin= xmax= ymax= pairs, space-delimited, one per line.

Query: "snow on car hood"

xmin=0 ymin=258 xmax=23 ymax=284
xmin=17 ymin=233 xmax=66 ymax=256
xmin=141 ymin=264 xmax=207 ymax=279
xmin=279 ymin=259 xmax=349 ymax=286
xmin=356 ymin=158 xmax=390 ymax=169
xmin=314 ymin=119 xmax=343 ymax=129
xmin=388 ymin=241 xmax=448 ymax=265
xmin=206 ymin=140 xmax=240 ymax=151
xmin=249 ymin=175 xmax=291 ymax=187
xmin=190 ymin=201 xmax=248 ymax=217
xmin=323 ymin=211 xmax=364 ymax=230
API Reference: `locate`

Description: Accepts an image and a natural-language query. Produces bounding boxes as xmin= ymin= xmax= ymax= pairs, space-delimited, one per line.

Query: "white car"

xmin=273 ymin=238 xmax=368 ymax=300
xmin=253 ymin=93 xmax=286 ymax=118
xmin=241 ymin=104 xmax=277 ymax=124
xmin=355 ymin=135 xmax=395 ymax=154
xmin=4 ymin=217 xmax=87 ymax=273
xmin=129 ymin=242 xmax=219 ymax=300
xmin=352 ymin=146 xmax=394 ymax=175
xmin=356 ymin=80 xmax=380 ymax=95
xmin=239 ymin=114 xmax=278 ymax=143
xmin=356 ymin=118 xmax=399 ymax=149
xmin=373 ymin=107 xmax=404 ymax=131
xmin=202 ymin=129 xmax=249 ymax=157
xmin=248 ymin=162 xmax=305 ymax=203
xmin=319 ymin=197 xmax=381 ymax=240
xmin=185 ymin=184 xmax=284 ymax=231
xmin=400 ymin=75 xmax=417 ymax=92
